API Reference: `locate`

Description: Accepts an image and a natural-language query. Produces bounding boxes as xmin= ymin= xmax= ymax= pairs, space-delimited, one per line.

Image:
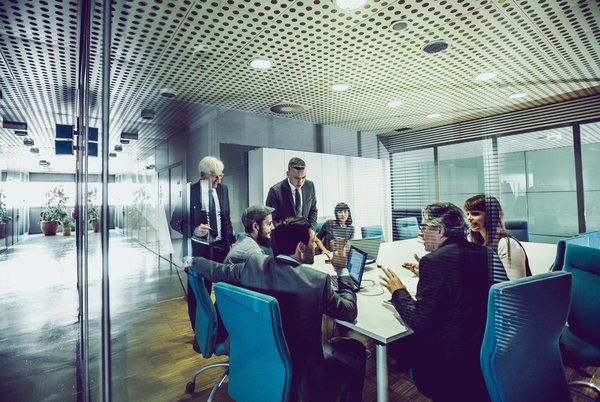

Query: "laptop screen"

xmin=347 ymin=246 xmax=368 ymax=287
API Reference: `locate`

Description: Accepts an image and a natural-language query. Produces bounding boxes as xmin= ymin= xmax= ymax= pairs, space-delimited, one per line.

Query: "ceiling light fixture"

xmin=120 ymin=139 xmax=130 ymax=144
xmin=249 ymin=58 xmax=272 ymax=70
xmin=109 ymin=152 xmax=117 ymax=158
xmin=331 ymin=83 xmax=351 ymax=92
xmin=160 ymin=88 xmax=177 ymax=98
xmin=30 ymin=147 xmax=39 ymax=154
xmin=422 ymin=39 xmax=450 ymax=55
xmin=141 ymin=108 xmax=156 ymax=120
xmin=2 ymin=120 xmax=27 ymax=130
xmin=473 ymin=72 xmax=497 ymax=82
xmin=114 ymin=145 xmax=123 ymax=152
xmin=14 ymin=130 xmax=28 ymax=136
xmin=509 ymin=92 xmax=528 ymax=100
xmin=333 ymin=0 xmax=368 ymax=11
xmin=387 ymin=100 xmax=403 ymax=108
xmin=427 ymin=113 xmax=441 ymax=118
xmin=389 ymin=20 xmax=409 ymax=32
xmin=23 ymin=138 xmax=34 ymax=146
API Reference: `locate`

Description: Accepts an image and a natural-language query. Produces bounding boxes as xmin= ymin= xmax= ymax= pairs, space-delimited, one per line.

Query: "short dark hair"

xmin=422 ymin=202 xmax=467 ymax=238
xmin=287 ymin=157 xmax=306 ymax=171
xmin=272 ymin=217 xmax=311 ymax=256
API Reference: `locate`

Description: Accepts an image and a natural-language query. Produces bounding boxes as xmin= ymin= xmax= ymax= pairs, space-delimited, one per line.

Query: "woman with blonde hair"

xmin=464 ymin=194 xmax=530 ymax=279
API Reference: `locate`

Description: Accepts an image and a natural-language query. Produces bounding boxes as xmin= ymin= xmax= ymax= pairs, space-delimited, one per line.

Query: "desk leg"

xmin=375 ymin=343 xmax=388 ymax=402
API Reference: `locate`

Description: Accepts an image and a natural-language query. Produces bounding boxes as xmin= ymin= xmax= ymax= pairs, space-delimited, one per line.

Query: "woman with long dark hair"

xmin=464 ymin=194 xmax=528 ymax=279
xmin=316 ymin=202 xmax=355 ymax=256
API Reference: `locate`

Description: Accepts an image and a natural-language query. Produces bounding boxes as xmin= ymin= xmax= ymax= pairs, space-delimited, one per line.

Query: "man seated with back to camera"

xmin=187 ymin=216 xmax=367 ymax=402
xmin=379 ymin=202 xmax=492 ymax=402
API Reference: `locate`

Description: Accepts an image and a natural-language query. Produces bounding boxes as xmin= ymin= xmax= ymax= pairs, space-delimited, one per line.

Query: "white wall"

xmin=249 ymin=148 xmax=392 ymax=241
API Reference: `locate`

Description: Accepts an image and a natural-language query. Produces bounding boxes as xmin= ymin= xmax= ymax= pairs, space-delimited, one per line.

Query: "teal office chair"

xmin=560 ymin=244 xmax=600 ymax=400
xmin=361 ymin=224 xmax=383 ymax=240
xmin=504 ymin=220 xmax=530 ymax=242
xmin=185 ymin=271 xmax=229 ymax=399
xmin=480 ymin=271 xmax=573 ymax=402
xmin=551 ymin=231 xmax=600 ymax=271
xmin=395 ymin=217 xmax=419 ymax=240
xmin=214 ymin=282 xmax=292 ymax=402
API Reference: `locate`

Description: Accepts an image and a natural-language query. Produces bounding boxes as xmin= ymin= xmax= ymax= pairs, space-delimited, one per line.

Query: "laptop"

xmin=348 ymin=237 xmax=382 ymax=264
xmin=346 ymin=246 xmax=368 ymax=291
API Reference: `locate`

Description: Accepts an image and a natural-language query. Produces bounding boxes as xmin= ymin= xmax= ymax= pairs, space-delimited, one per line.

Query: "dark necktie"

xmin=294 ymin=188 xmax=301 ymax=217
xmin=208 ymin=189 xmax=219 ymax=238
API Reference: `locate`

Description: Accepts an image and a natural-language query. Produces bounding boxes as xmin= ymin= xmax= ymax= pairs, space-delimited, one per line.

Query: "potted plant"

xmin=40 ymin=186 xmax=68 ymax=236
xmin=62 ymin=216 xmax=75 ymax=236
xmin=0 ymin=189 xmax=9 ymax=239
xmin=88 ymin=187 xmax=100 ymax=232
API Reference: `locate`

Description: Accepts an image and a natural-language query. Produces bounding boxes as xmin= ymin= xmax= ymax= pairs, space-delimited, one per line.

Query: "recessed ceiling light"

xmin=249 ymin=58 xmax=272 ymax=70
xmin=389 ymin=20 xmax=409 ymax=32
xmin=427 ymin=113 xmax=441 ymax=118
xmin=333 ymin=0 xmax=368 ymax=11
xmin=160 ymin=88 xmax=177 ymax=98
xmin=387 ymin=100 xmax=403 ymax=108
xmin=473 ymin=72 xmax=497 ymax=82
xmin=331 ymin=83 xmax=351 ymax=92
xmin=509 ymin=92 xmax=528 ymax=99
xmin=422 ymin=39 xmax=450 ymax=55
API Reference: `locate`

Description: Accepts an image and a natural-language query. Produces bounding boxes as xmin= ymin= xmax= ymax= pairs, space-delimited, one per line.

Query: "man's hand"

xmin=331 ymin=246 xmax=348 ymax=272
xmin=193 ymin=223 xmax=211 ymax=237
xmin=401 ymin=253 xmax=420 ymax=277
xmin=379 ymin=267 xmax=406 ymax=293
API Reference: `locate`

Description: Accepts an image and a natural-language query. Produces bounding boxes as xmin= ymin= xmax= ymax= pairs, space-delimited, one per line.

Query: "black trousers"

xmin=187 ymin=241 xmax=229 ymax=343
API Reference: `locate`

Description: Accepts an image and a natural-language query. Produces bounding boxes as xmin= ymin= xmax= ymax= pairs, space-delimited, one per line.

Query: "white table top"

xmin=309 ymin=238 xmax=558 ymax=343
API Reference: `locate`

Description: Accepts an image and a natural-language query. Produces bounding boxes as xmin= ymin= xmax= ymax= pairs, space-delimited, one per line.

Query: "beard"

xmin=257 ymin=230 xmax=272 ymax=248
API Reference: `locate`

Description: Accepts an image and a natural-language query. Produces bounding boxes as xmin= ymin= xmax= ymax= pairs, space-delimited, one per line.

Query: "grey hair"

xmin=198 ymin=156 xmax=224 ymax=176
xmin=422 ymin=202 xmax=468 ymax=238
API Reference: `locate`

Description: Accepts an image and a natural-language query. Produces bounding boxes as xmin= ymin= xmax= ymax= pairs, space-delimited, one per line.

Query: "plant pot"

xmin=41 ymin=220 xmax=59 ymax=236
xmin=90 ymin=219 xmax=100 ymax=233
xmin=63 ymin=227 xmax=72 ymax=236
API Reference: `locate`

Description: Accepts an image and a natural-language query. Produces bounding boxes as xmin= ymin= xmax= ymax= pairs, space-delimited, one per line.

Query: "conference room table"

xmin=309 ymin=238 xmax=557 ymax=402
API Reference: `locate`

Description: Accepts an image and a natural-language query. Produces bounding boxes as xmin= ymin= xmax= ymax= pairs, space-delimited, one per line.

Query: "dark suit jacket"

xmin=189 ymin=253 xmax=357 ymax=401
xmin=266 ymin=179 xmax=318 ymax=228
xmin=391 ymin=236 xmax=491 ymax=401
xmin=170 ymin=180 xmax=235 ymax=256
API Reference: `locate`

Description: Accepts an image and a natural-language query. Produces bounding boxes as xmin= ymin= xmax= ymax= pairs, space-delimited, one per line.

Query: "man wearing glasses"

xmin=171 ymin=156 xmax=235 ymax=341
xmin=379 ymin=202 xmax=492 ymax=402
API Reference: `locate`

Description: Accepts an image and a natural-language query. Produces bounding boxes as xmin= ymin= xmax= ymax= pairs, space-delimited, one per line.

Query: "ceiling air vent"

xmin=269 ymin=103 xmax=310 ymax=115
xmin=422 ymin=40 xmax=450 ymax=55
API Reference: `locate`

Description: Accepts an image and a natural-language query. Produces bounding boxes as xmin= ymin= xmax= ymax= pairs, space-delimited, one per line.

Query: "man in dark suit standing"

xmin=187 ymin=217 xmax=366 ymax=402
xmin=266 ymin=157 xmax=318 ymax=228
xmin=379 ymin=202 xmax=491 ymax=402
xmin=170 ymin=156 xmax=236 ymax=332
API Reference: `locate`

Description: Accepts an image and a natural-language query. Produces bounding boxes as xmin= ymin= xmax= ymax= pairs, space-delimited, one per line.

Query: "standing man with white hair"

xmin=170 ymin=155 xmax=235 ymax=340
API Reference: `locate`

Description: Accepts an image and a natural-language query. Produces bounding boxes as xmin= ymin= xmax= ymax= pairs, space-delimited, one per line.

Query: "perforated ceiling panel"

xmin=0 ymin=0 xmax=599 ymax=172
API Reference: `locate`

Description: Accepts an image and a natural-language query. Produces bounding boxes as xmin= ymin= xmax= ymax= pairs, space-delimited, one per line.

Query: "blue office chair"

xmin=214 ymin=282 xmax=292 ymax=402
xmin=480 ymin=271 xmax=573 ymax=402
xmin=551 ymin=231 xmax=600 ymax=271
xmin=185 ymin=271 xmax=229 ymax=399
xmin=504 ymin=220 xmax=530 ymax=242
xmin=560 ymin=244 xmax=600 ymax=400
xmin=395 ymin=217 xmax=419 ymax=240
xmin=361 ymin=224 xmax=383 ymax=240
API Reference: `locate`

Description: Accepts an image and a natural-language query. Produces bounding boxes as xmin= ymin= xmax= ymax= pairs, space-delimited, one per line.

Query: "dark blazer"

xmin=189 ymin=253 xmax=357 ymax=401
xmin=266 ymin=178 xmax=318 ymax=228
xmin=391 ymin=236 xmax=491 ymax=401
xmin=170 ymin=180 xmax=235 ymax=255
